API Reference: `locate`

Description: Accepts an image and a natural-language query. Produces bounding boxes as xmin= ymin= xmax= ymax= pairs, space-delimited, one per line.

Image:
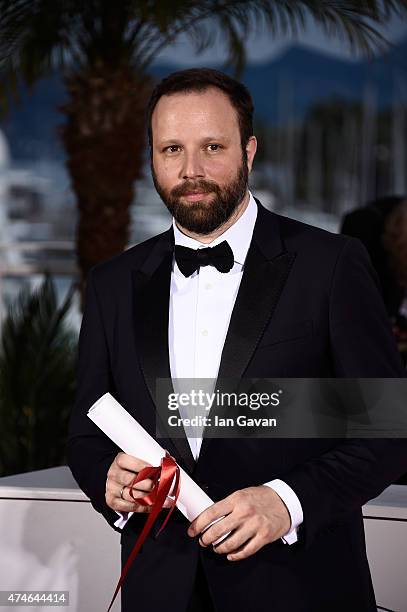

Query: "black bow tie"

xmin=174 ymin=240 xmax=234 ymax=277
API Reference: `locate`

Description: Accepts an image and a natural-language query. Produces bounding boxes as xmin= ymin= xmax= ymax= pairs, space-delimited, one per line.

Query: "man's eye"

xmin=207 ymin=144 xmax=221 ymax=151
xmin=165 ymin=145 xmax=180 ymax=153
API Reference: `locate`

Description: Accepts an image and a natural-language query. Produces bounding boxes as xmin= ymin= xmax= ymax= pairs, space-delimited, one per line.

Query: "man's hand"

xmin=187 ymin=486 xmax=291 ymax=561
xmin=105 ymin=451 xmax=171 ymax=514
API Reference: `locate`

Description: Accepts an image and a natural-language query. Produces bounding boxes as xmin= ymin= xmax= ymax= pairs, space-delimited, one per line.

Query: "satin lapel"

xmin=132 ymin=230 xmax=196 ymax=473
xmin=197 ymin=201 xmax=297 ymax=463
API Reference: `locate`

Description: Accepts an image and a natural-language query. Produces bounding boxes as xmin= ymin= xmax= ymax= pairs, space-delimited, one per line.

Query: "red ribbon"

xmin=107 ymin=452 xmax=180 ymax=612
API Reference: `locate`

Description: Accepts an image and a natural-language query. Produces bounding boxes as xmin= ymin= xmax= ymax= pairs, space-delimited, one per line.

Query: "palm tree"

xmin=0 ymin=275 xmax=77 ymax=476
xmin=0 ymin=1 xmax=406 ymax=307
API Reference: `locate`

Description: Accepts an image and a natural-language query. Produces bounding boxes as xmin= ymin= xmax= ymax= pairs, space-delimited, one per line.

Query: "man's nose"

xmin=180 ymin=152 xmax=205 ymax=180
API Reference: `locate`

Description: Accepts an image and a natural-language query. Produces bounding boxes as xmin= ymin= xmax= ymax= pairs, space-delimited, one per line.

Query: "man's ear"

xmin=246 ymin=136 xmax=257 ymax=173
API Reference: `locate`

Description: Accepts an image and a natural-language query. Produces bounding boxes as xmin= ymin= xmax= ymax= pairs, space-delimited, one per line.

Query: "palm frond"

xmin=1 ymin=0 xmax=406 ymax=96
xmin=0 ymin=0 xmax=72 ymax=112
xmin=0 ymin=274 xmax=78 ymax=476
xmin=136 ymin=0 xmax=407 ymax=74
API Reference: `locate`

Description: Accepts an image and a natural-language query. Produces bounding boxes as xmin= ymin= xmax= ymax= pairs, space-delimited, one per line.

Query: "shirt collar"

xmin=172 ymin=190 xmax=257 ymax=266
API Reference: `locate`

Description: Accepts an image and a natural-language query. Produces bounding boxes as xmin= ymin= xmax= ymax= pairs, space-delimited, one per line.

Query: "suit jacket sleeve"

xmin=282 ymin=237 xmax=407 ymax=548
xmin=66 ymin=267 xmax=122 ymax=533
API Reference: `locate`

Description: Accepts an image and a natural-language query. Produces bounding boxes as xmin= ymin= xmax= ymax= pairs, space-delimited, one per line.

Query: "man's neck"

xmin=174 ymin=190 xmax=250 ymax=245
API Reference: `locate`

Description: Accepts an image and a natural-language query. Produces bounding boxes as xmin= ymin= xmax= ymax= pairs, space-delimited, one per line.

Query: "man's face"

xmin=150 ymin=87 xmax=255 ymax=234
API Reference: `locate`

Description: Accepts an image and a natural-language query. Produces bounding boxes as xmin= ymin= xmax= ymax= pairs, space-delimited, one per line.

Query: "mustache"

xmin=170 ymin=180 xmax=220 ymax=198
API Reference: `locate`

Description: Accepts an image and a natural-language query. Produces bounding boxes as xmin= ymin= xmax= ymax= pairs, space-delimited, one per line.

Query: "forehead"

xmin=151 ymin=87 xmax=240 ymax=142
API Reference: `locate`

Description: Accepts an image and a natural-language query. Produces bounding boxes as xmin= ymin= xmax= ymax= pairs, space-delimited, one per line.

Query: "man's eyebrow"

xmin=159 ymin=139 xmax=182 ymax=146
xmin=158 ymin=136 xmax=230 ymax=146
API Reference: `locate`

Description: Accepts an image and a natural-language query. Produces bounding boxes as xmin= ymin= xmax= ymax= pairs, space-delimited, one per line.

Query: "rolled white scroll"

xmin=87 ymin=392 xmax=214 ymax=522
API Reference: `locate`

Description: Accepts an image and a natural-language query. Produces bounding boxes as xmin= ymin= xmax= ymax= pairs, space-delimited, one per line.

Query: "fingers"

xmin=106 ymin=452 xmax=151 ymax=485
xmin=105 ymin=489 xmax=140 ymax=513
xmin=211 ymin=526 xmax=256 ymax=555
xmin=188 ymin=496 xmax=234 ymax=537
xmin=105 ymin=453 xmax=154 ymax=513
xmin=198 ymin=514 xmax=237 ymax=547
xmin=114 ymin=497 xmax=141 ymax=513
xmin=196 ymin=512 xmax=257 ymax=556
xmin=105 ymin=453 xmax=175 ymax=514
xmin=122 ymin=473 xmax=154 ymax=493
xmin=113 ymin=496 xmax=152 ymax=513
xmin=226 ymin=535 xmax=264 ymax=561
xmin=120 ymin=483 xmax=150 ymax=503
xmin=106 ymin=453 xmax=154 ymax=498
xmin=105 ymin=481 xmax=153 ymax=513
xmin=115 ymin=451 xmax=152 ymax=474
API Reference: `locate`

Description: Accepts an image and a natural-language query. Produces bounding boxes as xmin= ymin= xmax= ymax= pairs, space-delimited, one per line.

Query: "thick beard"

xmin=151 ymin=156 xmax=248 ymax=235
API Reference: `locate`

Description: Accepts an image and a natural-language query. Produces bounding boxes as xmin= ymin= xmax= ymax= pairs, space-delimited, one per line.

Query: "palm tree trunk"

xmin=59 ymin=60 xmax=153 ymax=309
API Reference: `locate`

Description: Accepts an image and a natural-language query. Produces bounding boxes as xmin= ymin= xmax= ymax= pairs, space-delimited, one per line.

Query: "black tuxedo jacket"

xmin=67 ymin=199 xmax=407 ymax=612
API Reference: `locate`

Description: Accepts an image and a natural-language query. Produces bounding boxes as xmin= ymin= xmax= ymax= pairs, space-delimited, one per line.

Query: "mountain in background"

xmin=1 ymin=37 xmax=406 ymax=160
xmin=151 ymin=37 xmax=407 ymax=122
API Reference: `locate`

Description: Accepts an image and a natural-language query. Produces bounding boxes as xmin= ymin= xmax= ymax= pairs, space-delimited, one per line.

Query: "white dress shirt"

xmin=114 ymin=191 xmax=303 ymax=544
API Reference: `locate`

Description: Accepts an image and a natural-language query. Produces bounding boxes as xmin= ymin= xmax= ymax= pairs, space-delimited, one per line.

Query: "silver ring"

xmin=120 ymin=486 xmax=125 ymax=500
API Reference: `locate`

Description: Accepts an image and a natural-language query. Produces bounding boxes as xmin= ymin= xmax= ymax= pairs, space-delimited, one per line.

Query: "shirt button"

xmin=205 ymin=283 xmax=212 ymax=290
xmin=202 ymin=329 xmax=208 ymax=336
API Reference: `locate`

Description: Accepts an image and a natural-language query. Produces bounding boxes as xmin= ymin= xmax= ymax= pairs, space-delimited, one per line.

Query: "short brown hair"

xmin=146 ymin=67 xmax=254 ymax=151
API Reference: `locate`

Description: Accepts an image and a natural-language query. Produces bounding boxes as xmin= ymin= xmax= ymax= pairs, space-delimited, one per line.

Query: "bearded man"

xmin=67 ymin=68 xmax=407 ymax=612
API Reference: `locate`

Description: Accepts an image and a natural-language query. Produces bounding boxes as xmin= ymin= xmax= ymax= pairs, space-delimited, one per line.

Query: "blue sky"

xmin=153 ymin=9 xmax=407 ymax=66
